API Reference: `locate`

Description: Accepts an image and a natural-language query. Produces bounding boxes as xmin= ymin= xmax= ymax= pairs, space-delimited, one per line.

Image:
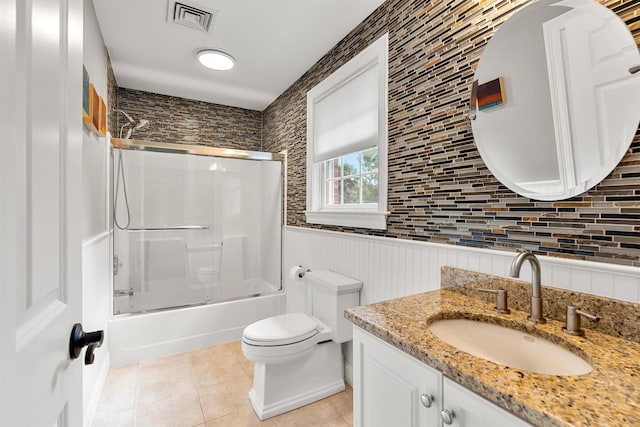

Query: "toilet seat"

xmin=243 ymin=313 xmax=319 ymax=346
xmin=242 ymin=313 xmax=330 ymax=364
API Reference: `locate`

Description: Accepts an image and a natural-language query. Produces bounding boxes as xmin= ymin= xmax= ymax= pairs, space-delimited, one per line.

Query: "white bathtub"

xmin=109 ymin=289 xmax=285 ymax=366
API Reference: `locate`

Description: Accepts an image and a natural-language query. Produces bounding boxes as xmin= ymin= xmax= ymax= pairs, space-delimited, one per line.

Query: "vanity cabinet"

xmin=353 ymin=327 xmax=531 ymax=427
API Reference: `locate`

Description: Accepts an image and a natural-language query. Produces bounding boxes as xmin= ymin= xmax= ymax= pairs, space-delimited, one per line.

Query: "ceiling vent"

xmin=167 ymin=1 xmax=217 ymax=32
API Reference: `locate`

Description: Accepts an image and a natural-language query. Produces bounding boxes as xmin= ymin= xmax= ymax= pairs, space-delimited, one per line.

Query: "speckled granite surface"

xmin=345 ymin=274 xmax=640 ymax=426
xmin=441 ymin=267 xmax=640 ymax=343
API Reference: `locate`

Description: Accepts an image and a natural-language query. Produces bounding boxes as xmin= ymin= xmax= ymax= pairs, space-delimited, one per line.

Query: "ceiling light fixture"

xmin=197 ymin=49 xmax=235 ymax=71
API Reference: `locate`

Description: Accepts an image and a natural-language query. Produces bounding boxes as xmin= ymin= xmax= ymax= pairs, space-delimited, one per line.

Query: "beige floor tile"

xmin=190 ymin=343 xmax=236 ymax=365
xmin=103 ymin=363 xmax=139 ymax=391
xmin=271 ymin=400 xmax=340 ymax=427
xmin=227 ymin=340 xmax=243 ymax=354
xmin=140 ymin=352 xmax=192 ymax=370
xmin=237 ymin=355 xmax=255 ymax=377
xmin=205 ymin=400 xmax=277 ymax=427
xmin=192 ymin=358 xmax=247 ymax=389
xmin=341 ymin=411 xmax=353 ymax=425
xmin=136 ymin=374 xmax=197 ymax=407
xmin=92 ymin=408 xmax=135 ymax=427
xmin=198 ymin=376 xmax=252 ymax=421
xmin=317 ymin=416 xmax=351 ymax=427
xmin=95 ymin=385 xmax=137 ymax=413
xmin=137 ymin=390 xmax=204 ymax=427
xmin=138 ymin=354 xmax=193 ymax=386
xmin=326 ymin=387 xmax=353 ymax=418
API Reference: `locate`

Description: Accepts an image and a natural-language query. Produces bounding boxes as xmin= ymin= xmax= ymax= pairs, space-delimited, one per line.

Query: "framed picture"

xmin=91 ymin=84 xmax=100 ymax=132
xmin=98 ymin=96 xmax=106 ymax=137
xmin=83 ymin=83 xmax=98 ymax=133
xmin=477 ymin=77 xmax=506 ymax=110
xmin=82 ymin=66 xmax=90 ymax=121
xmin=82 ymin=66 xmax=108 ymax=138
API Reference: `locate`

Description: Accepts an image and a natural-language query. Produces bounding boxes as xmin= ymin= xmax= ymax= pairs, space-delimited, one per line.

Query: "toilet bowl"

xmin=241 ymin=270 xmax=362 ymax=420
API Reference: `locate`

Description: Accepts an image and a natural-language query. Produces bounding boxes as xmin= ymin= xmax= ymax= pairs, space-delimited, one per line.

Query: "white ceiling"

xmin=92 ymin=0 xmax=385 ymax=111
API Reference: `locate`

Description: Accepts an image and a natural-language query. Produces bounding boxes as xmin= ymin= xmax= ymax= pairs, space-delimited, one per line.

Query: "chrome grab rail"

xmin=124 ymin=225 xmax=210 ymax=232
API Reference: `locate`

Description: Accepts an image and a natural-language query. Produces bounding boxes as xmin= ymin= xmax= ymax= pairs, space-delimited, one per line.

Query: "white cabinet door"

xmin=0 ymin=0 xmax=84 ymax=425
xmin=353 ymin=327 xmax=534 ymax=427
xmin=353 ymin=327 xmax=442 ymax=427
xmin=443 ymin=378 xmax=531 ymax=427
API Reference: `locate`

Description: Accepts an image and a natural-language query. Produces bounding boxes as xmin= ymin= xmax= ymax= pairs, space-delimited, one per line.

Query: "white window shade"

xmin=306 ymin=32 xmax=388 ymax=230
xmin=313 ymin=64 xmax=379 ymax=162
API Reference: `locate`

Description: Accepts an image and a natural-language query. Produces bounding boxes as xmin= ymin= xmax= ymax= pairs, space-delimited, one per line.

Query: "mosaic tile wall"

xmin=115 ymin=88 xmax=262 ymax=151
xmin=106 ymin=52 xmax=118 ymax=138
xmin=263 ymin=0 xmax=640 ymax=267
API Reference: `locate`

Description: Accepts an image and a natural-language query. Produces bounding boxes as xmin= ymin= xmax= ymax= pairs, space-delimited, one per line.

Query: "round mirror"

xmin=471 ymin=0 xmax=640 ymax=200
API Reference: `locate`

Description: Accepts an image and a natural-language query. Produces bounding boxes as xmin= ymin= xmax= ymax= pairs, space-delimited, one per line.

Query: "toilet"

xmin=241 ymin=270 xmax=363 ymax=420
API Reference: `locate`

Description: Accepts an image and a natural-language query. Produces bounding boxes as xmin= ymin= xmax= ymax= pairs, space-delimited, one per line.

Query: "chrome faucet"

xmin=510 ymin=251 xmax=546 ymax=324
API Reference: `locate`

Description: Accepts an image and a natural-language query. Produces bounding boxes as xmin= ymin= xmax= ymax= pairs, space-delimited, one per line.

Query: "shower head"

xmin=116 ymin=109 xmax=134 ymax=125
xmin=134 ymin=119 xmax=149 ymax=130
xmin=117 ymin=110 xmax=150 ymax=139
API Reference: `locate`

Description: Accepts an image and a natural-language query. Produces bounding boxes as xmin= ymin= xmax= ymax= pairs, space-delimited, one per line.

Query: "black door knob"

xmin=69 ymin=323 xmax=104 ymax=365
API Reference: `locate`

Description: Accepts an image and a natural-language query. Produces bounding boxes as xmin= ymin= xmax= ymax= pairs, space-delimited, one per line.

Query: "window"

xmin=324 ymin=148 xmax=378 ymax=206
xmin=306 ymin=33 xmax=388 ymax=230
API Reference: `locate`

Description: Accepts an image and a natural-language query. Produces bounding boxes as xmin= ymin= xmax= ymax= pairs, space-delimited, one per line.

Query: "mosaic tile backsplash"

xmin=262 ymin=0 xmax=640 ymax=267
xmin=115 ymin=88 xmax=262 ymax=151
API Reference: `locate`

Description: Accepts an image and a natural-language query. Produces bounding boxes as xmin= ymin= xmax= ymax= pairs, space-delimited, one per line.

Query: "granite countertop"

xmin=345 ymin=288 xmax=640 ymax=427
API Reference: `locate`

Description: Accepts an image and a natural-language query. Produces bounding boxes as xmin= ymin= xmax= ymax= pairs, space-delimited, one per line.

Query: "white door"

xmin=0 ymin=0 xmax=85 ymax=425
xmin=543 ymin=0 xmax=640 ymax=186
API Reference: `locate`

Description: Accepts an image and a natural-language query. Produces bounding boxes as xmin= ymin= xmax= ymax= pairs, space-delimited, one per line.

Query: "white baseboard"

xmin=250 ymin=380 xmax=345 ymax=420
xmin=344 ymin=360 xmax=354 ymax=387
xmin=83 ymin=351 xmax=111 ymax=427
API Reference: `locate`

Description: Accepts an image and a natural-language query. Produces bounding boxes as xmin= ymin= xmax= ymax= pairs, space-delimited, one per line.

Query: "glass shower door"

xmin=112 ymin=143 xmax=283 ymax=315
xmin=112 ymin=149 xmax=221 ymax=314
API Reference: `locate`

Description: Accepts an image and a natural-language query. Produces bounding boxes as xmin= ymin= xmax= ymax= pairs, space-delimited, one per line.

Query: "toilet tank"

xmin=304 ymin=270 xmax=362 ymax=344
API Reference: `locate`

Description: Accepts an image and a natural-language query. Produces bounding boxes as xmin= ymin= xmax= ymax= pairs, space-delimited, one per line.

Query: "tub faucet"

xmin=510 ymin=251 xmax=546 ymax=324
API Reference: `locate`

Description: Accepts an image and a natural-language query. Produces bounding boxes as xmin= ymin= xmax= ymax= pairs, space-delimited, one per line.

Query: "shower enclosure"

xmin=112 ymin=139 xmax=283 ymax=315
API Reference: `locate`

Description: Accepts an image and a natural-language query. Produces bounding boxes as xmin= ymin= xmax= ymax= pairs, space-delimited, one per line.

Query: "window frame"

xmin=305 ymin=33 xmax=389 ymax=230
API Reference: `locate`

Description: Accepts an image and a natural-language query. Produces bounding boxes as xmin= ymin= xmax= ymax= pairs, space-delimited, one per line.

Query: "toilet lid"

xmin=243 ymin=313 xmax=319 ymax=345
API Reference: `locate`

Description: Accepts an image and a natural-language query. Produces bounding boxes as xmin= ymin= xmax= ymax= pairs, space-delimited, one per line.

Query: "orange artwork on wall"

xmin=477 ymin=77 xmax=506 ymax=110
xmin=98 ymin=97 xmax=106 ymax=137
xmin=83 ymin=83 xmax=98 ymax=133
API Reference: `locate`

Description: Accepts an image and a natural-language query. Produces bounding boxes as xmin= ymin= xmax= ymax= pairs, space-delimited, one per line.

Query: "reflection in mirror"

xmin=471 ymin=0 xmax=640 ymax=200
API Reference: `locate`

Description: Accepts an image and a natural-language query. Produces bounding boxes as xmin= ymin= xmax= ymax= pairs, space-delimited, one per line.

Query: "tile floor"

xmin=92 ymin=341 xmax=353 ymax=427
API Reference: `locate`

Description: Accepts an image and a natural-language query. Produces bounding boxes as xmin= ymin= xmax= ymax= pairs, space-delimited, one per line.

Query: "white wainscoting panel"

xmin=284 ymin=226 xmax=640 ymax=313
xmin=82 ymin=232 xmax=112 ymax=427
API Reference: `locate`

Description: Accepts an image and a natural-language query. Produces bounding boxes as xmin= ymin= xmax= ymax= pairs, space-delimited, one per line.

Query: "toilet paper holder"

xmin=290 ymin=265 xmax=311 ymax=280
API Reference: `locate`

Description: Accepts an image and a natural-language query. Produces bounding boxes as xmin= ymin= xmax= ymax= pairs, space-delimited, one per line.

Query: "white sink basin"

xmin=429 ymin=319 xmax=592 ymax=376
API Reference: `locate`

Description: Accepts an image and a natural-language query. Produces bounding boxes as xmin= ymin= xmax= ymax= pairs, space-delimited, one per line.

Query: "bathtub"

xmin=109 ymin=287 xmax=285 ymax=366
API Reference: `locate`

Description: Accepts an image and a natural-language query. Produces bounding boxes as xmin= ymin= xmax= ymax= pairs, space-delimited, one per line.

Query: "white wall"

xmin=82 ymin=1 xmax=111 ymax=425
xmin=283 ymin=226 xmax=640 ymax=383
